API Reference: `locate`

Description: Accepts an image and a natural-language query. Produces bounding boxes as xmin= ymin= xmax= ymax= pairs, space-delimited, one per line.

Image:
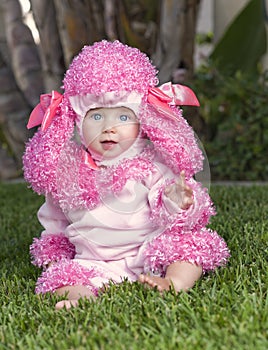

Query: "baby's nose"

xmin=103 ymin=122 xmax=116 ymax=133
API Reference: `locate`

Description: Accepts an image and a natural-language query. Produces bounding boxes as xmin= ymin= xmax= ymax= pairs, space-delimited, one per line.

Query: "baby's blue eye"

xmin=119 ymin=115 xmax=129 ymax=122
xmin=92 ymin=113 xmax=102 ymax=121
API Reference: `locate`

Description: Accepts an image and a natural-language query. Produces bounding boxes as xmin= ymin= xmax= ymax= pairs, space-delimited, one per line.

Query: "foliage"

xmin=189 ymin=0 xmax=268 ymax=180
xmin=0 ymin=182 xmax=268 ymax=349
xmin=192 ymin=64 xmax=268 ymax=181
xmin=210 ymin=0 xmax=266 ymax=75
xmin=195 ymin=31 xmax=214 ymax=45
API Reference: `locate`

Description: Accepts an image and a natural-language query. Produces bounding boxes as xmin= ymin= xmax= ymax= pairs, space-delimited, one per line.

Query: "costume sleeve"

xmin=148 ymin=163 xmax=216 ymax=230
xmin=30 ymin=194 xmax=76 ymax=268
xmin=145 ymin=163 xmax=230 ymax=274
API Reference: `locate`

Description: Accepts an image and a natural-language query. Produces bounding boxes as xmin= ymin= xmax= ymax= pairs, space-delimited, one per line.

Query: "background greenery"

xmin=191 ymin=0 xmax=268 ymax=181
xmin=192 ymin=67 xmax=268 ymax=181
xmin=1 ymin=0 xmax=267 ymax=181
xmin=0 ymin=183 xmax=267 ymax=349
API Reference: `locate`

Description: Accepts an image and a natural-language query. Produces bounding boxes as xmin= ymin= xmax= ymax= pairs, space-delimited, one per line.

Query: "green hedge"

xmin=192 ymin=66 xmax=268 ymax=181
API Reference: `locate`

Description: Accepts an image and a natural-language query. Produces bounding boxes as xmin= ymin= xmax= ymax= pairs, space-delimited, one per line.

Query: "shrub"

xmin=192 ymin=65 xmax=268 ymax=181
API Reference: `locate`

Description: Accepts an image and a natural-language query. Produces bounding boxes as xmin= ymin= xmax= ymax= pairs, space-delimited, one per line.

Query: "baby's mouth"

xmin=101 ymin=140 xmax=118 ymax=150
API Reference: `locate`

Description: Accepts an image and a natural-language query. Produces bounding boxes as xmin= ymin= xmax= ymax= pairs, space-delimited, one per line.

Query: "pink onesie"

xmin=23 ymin=40 xmax=230 ymax=295
xmin=29 ymin=143 xmax=229 ymax=295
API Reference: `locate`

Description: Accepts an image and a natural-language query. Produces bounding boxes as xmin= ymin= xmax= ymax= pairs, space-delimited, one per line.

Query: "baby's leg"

xmin=55 ymin=285 xmax=96 ymax=310
xmin=139 ymin=261 xmax=202 ymax=292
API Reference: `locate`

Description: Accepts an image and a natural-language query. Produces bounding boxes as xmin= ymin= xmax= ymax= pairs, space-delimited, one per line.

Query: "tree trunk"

xmin=153 ymin=0 xmax=200 ymax=84
xmin=104 ymin=0 xmax=118 ymax=41
xmin=180 ymin=0 xmax=200 ymax=80
xmin=3 ymin=0 xmax=44 ymax=107
xmin=0 ymin=145 xmax=20 ymax=180
xmin=0 ymin=50 xmax=33 ymax=178
xmin=53 ymin=0 xmax=105 ymax=66
xmin=30 ymin=0 xmax=65 ymax=92
xmin=0 ymin=0 xmax=199 ymax=179
xmin=0 ymin=0 xmax=37 ymax=179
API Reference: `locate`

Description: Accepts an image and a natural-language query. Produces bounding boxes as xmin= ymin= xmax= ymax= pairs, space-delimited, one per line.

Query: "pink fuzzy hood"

xmin=23 ymin=40 xmax=203 ymax=204
xmin=63 ymin=40 xmax=158 ymax=97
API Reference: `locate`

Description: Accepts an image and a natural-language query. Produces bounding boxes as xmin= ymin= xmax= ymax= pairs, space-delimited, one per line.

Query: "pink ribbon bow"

xmin=82 ymin=149 xmax=99 ymax=170
xmin=27 ymin=90 xmax=63 ymax=130
xmin=148 ymin=82 xmax=199 ymax=121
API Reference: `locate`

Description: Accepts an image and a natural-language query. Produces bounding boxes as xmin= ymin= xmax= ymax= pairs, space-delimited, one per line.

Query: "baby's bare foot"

xmin=55 ymin=285 xmax=95 ymax=310
xmin=55 ymin=285 xmax=96 ymax=310
xmin=55 ymin=299 xmax=79 ymax=310
xmin=138 ymin=274 xmax=172 ymax=292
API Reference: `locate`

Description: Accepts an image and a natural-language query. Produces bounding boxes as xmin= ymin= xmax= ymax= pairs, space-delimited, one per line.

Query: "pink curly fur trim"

xmin=55 ymin=142 xmax=100 ymax=211
xmin=144 ymin=227 xmax=230 ymax=275
xmin=35 ymin=259 xmax=99 ymax=295
xmin=23 ymin=41 xmax=205 ymax=201
xmin=63 ymin=40 xmax=158 ymax=98
xmin=30 ymin=233 xmax=76 ymax=268
xmin=23 ymin=97 xmax=76 ymax=196
xmin=139 ymin=104 xmax=203 ymax=177
xmin=54 ymin=143 xmax=156 ymax=211
xmin=150 ymin=178 xmax=215 ymax=230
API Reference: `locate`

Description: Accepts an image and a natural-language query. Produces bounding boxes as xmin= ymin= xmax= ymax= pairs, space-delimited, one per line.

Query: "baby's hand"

xmin=164 ymin=171 xmax=193 ymax=210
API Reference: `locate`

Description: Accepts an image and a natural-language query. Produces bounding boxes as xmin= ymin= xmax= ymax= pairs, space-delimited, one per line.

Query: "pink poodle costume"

xmin=23 ymin=40 xmax=229 ymax=295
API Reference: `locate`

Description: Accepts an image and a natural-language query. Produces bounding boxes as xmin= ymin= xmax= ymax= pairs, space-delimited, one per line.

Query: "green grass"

xmin=0 ymin=182 xmax=267 ymax=350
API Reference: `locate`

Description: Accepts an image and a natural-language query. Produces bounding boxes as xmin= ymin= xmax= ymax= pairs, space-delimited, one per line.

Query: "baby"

xmin=23 ymin=40 xmax=229 ymax=309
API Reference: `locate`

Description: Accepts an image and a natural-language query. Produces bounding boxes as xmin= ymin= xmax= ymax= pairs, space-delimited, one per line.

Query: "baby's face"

xmin=82 ymin=107 xmax=140 ymax=160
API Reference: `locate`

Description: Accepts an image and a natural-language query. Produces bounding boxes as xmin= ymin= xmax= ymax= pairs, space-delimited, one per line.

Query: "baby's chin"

xmin=87 ymin=149 xmax=122 ymax=162
xmin=88 ymin=145 xmax=132 ymax=161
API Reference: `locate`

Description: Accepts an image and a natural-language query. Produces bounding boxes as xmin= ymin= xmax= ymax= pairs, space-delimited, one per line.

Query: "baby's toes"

xmin=55 ymin=299 xmax=79 ymax=310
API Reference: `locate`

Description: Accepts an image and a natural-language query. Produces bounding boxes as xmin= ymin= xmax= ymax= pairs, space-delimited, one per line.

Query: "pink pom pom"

xmin=30 ymin=233 xmax=76 ymax=268
xmin=63 ymin=40 xmax=158 ymax=98
xmin=150 ymin=178 xmax=216 ymax=230
xmin=145 ymin=227 xmax=230 ymax=275
xmin=35 ymin=259 xmax=99 ymax=295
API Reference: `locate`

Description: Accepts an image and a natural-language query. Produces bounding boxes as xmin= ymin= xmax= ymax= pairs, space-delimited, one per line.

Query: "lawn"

xmin=0 ymin=182 xmax=267 ymax=350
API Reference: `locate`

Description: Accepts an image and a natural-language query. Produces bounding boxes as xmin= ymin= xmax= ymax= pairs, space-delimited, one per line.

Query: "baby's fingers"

xmin=180 ymin=170 xmax=186 ymax=179
xmin=184 ymin=184 xmax=193 ymax=196
xmin=181 ymin=197 xmax=194 ymax=210
xmin=176 ymin=171 xmax=189 ymax=190
xmin=179 ymin=170 xmax=186 ymax=185
xmin=164 ymin=184 xmax=172 ymax=195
